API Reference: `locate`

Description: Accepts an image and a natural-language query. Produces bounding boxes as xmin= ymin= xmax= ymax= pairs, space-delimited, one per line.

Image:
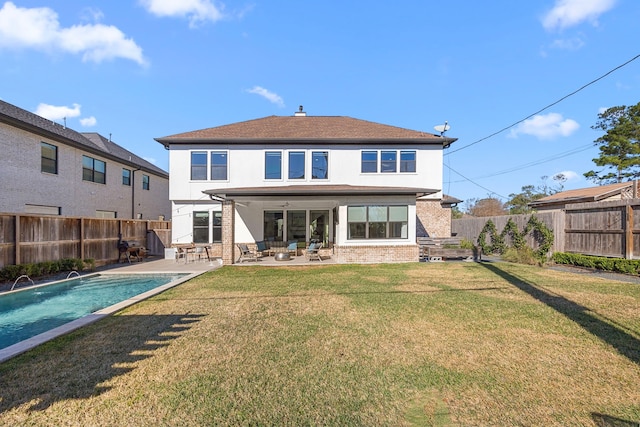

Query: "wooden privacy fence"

xmin=452 ymin=199 xmax=640 ymax=259
xmin=0 ymin=213 xmax=171 ymax=268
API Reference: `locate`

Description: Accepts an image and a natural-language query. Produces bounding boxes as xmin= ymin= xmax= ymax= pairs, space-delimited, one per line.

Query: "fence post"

xmin=625 ymin=204 xmax=633 ymax=259
xmin=14 ymin=214 xmax=20 ymax=265
xmin=80 ymin=218 xmax=85 ymax=261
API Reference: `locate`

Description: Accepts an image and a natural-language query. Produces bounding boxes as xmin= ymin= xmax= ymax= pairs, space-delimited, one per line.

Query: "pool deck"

xmin=98 ymin=256 xmax=223 ymax=274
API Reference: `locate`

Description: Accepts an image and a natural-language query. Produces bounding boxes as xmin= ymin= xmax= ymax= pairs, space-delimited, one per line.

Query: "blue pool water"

xmin=0 ymin=273 xmax=187 ymax=350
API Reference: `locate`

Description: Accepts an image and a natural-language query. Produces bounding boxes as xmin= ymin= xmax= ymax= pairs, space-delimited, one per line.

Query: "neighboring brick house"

xmin=156 ymin=108 xmax=457 ymax=264
xmin=0 ymin=100 xmax=170 ymax=220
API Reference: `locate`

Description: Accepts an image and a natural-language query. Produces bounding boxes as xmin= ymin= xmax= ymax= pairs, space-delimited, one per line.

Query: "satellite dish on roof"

xmin=434 ymin=121 xmax=450 ymax=136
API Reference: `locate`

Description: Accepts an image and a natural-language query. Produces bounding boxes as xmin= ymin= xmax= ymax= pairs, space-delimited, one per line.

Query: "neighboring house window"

xmin=82 ymin=155 xmax=106 ymax=184
xmin=361 ymin=151 xmax=377 ymax=173
xmin=264 ymin=211 xmax=284 ymax=241
xmin=193 ymin=211 xmax=209 ymax=243
xmin=381 ymin=151 xmax=397 ymax=173
xmin=25 ymin=204 xmax=60 ymax=215
xmin=41 ymin=142 xmax=58 ymax=174
xmin=265 ymin=151 xmax=282 ymax=180
xmin=122 ymin=168 xmax=131 ymax=186
xmin=288 ymin=151 xmax=305 ymax=179
xmin=96 ymin=210 xmax=117 ymax=218
xmin=312 ymin=151 xmax=328 ymax=179
xmin=400 ymin=151 xmax=416 ymax=173
xmin=347 ymin=205 xmax=408 ymax=239
xmin=191 ymin=151 xmax=207 ymax=180
xmin=212 ymin=211 xmax=222 ymax=243
xmin=142 ymin=175 xmax=150 ymax=190
xmin=211 ymin=151 xmax=227 ymax=180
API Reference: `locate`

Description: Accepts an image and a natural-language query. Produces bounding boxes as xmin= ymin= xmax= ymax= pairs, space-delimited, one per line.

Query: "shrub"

xmin=552 ymin=252 xmax=640 ymax=276
xmin=502 ymin=247 xmax=540 ymax=266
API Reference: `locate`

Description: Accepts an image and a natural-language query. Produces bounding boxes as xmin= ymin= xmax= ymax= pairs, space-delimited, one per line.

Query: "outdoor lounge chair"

xmin=287 ymin=241 xmax=298 ymax=256
xmin=237 ymin=243 xmax=258 ymax=263
xmin=306 ymin=242 xmax=323 ymax=262
xmin=255 ymin=240 xmax=269 ymax=257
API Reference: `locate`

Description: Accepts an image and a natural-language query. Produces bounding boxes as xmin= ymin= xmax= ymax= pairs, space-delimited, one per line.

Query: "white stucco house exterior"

xmin=156 ymin=108 xmax=457 ymax=264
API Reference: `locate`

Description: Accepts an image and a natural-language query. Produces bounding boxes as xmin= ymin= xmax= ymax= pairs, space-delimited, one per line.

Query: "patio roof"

xmin=203 ymin=184 xmax=439 ymax=200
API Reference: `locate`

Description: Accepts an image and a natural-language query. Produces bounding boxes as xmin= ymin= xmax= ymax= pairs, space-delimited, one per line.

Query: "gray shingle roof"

xmin=0 ymin=99 xmax=167 ymax=177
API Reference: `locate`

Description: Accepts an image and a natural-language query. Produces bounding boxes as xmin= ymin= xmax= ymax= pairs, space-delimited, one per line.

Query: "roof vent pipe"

xmin=294 ymin=105 xmax=306 ymax=117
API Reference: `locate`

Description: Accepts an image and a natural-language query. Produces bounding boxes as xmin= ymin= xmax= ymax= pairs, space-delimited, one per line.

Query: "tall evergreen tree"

xmin=584 ymin=102 xmax=640 ymax=184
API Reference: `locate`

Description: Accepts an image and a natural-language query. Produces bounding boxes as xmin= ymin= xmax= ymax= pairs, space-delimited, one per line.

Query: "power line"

xmin=445 ymin=53 xmax=640 ymax=156
xmin=446 ymin=164 xmax=508 ymax=200
xmin=449 ymin=143 xmax=594 ymax=183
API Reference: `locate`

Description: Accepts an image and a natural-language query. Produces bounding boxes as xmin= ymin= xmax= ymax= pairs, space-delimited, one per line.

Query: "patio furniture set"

xmin=237 ymin=241 xmax=324 ymax=263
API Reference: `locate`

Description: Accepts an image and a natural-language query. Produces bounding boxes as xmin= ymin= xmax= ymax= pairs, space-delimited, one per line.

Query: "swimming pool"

xmin=0 ymin=273 xmax=188 ymax=355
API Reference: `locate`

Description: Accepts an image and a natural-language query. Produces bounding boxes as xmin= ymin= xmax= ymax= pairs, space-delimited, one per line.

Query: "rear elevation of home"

xmin=156 ymin=107 xmax=458 ymax=264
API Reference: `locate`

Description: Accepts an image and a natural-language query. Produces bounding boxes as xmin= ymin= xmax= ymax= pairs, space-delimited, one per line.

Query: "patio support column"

xmin=221 ymin=200 xmax=235 ymax=264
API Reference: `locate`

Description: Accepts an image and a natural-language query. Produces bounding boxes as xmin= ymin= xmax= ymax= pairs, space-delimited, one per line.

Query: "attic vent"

xmin=294 ymin=105 xmax=306 ymax=117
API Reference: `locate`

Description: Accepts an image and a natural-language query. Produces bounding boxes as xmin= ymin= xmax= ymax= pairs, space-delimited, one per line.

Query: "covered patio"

xmin=204 ymin=184 xmax=438 ymax=265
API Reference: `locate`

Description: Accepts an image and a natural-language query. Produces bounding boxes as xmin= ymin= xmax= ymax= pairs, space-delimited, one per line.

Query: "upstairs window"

xmin=288 ymin=151 xmax=305 ymax=179
xmin=312 ymin=151 xmax=328 ymax=179
xmin=82 ymin=155 xmax=106 ymax=184
xmin=265 ymin=151 xmax=282 ymax=180
xmin=211 ymin=151 xmax=227 ymax=180
xmin=191 ymin=152 xmax=207 ymax=180
xmin=361 ymin=151 xmax=377 ymax=173
xmin=41 ymin=142 xmax=58 ymax=174
xmin=381 ymin=151 xmax=397 ymax=173
xmin=400 ymin=151 xmax=416 ymax=173
xmin=122 ymin=168 xmax=131 ymax=186
xmin=142 ymin=174 xmax=150 ymax=190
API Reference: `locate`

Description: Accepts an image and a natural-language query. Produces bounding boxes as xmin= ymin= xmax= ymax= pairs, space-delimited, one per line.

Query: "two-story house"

xmin=156 ymin=108 xmax=457 ymax=264
xmin=0 ymin=100 xmax=170 ymax=220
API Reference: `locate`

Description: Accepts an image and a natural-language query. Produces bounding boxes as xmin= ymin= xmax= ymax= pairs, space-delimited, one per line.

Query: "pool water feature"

xmin=0 ymin=273 xmax=188 ymax=355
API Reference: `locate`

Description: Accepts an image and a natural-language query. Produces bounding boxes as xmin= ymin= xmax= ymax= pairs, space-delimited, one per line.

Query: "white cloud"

xmin=140 ymin=0 xmax=224 ymax=27
xmin=509 ymin=113 xmax=579 ymax=140
xmin=542 ymin=0 xmax=616 ymax=31
xmin=0 ymin=2 xmax=147 ymax=66
xmin=247 ymin=86 xmax=285 ymax=107
xmin=598 ymin=106 xmax=608 ymax=114
xmin=143 ymin=156 xmax=158 ymax=165
xmin=549 ymin=35 xmax=585 ymax=50
xmin=80 ymin=116 xmax=97 ymax=127
xmin=34 ymin=103 xmax=81 ymax=121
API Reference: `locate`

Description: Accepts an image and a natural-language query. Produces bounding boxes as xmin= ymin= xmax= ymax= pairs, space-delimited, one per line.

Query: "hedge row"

xmin=0 ymin=258 xmax=95 ymax=282
xmin=552 ymin=252 xmax=640 ymax=275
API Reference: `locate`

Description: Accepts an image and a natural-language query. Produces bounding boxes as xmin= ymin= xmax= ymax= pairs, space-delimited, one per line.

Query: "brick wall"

xmin=221 ymin=201 xmax=235 ymax=264
xmin=334 ymin=244 xmax=419 ymax=263
xmin=416 ymin=199 xmax=451 ymax=238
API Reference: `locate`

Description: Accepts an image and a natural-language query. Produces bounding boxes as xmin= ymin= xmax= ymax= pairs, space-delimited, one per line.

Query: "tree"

xmin=584 ymin=102 xmax=640 ymax=184
xmin=451 ymin=205 xmax=464 ymax=219
xmin=466 ymin=197 xmax=507 ymax=217
xmin=505 ymin=174 xmax=566 ymax=214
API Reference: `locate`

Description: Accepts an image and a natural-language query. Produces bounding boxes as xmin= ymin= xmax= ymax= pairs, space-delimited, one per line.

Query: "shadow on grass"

xmin=0 ymin=313 xmax=204 ymax=413
xmin=592 ymin=412 xmax=640 ymax=426
xmin=482 ymin=263 xmax=640 ymax=366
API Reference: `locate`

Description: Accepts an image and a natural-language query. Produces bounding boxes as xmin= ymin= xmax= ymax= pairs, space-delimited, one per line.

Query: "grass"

xmin=0 ymin=262 xmax=638 ymax=426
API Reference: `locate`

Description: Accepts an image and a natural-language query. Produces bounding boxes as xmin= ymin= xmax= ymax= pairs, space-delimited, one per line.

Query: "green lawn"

xmin=0 ymin=262 xmax=638 ymax=426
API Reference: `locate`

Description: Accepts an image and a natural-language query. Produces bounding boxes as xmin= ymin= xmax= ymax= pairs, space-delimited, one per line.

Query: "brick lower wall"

xmin=334 ymin=244 xmax=419 ymax=263
xmin=416 ymin=199 xmax=451 ymax=238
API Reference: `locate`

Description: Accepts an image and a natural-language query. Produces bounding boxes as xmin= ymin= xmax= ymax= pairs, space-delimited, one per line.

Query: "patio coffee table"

xmin=274 ymin=252 xmax=291 ymax=261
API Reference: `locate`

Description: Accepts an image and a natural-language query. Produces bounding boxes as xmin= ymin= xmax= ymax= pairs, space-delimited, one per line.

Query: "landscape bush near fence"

xmin=0 ymin=213 xmax=171 ymax=268
xmin=453 ymin=199 xmax=640 ymax=260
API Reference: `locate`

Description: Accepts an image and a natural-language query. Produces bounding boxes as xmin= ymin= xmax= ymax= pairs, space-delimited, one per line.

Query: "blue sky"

xmin=1 ymin=0 xmax=639 ymax=208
